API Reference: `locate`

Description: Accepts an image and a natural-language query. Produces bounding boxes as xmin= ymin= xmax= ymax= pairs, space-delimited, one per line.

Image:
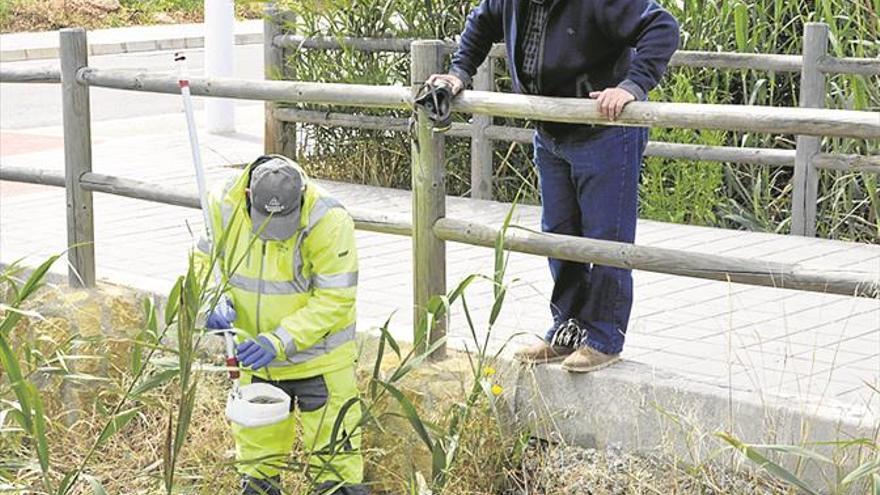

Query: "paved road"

xmin=0 ymin=44 xmax=263 ymax=129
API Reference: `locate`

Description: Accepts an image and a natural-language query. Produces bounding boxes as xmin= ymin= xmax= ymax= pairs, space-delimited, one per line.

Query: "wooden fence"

xmin=1 ymin=24 xmax=879 ymax=358
xmin=263 ymin=15 xmax=880 ymax=237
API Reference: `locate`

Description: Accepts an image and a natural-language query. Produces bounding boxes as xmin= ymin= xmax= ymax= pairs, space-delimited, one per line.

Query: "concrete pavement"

xmin=1 ymin=43 xmax=263 ymax=129
xmin=0 ymin=20 xmax=262 ymax=62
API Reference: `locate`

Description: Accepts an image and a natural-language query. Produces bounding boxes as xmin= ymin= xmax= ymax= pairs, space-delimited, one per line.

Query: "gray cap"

xmin=248 ymin=158 xmax=304 ymax=240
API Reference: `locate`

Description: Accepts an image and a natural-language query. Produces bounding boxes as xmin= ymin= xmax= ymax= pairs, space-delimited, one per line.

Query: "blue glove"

xmin=206 ymin=297 xmax=236 ymax=330
xmin=237 ymin=335 xmax=278 ymax=370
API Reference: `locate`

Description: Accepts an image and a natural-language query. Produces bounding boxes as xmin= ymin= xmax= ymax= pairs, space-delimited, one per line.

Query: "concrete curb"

xmin=1 ymin=32 xmax=263 ymax=63
xmin=499 ymin=358 xmax=878 ymax=489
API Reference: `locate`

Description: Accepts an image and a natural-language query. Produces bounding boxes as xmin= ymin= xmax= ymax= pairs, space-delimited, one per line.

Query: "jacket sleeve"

xmin=270 ymin=208 xmax=358 ymax=354
xmin=595 ymin=0 xmax=680 ymax=100
xmin=449 ymin=0 xmax=504 ymax=88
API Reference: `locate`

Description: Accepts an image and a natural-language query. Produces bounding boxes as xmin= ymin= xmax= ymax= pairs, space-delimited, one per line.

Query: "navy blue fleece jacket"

xmin=450 ymin=0 xmax=680 ymax=136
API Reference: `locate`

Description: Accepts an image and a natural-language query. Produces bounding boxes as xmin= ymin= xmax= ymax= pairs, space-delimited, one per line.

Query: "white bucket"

xmin=225 ymin=383 xmax=290 ymax=428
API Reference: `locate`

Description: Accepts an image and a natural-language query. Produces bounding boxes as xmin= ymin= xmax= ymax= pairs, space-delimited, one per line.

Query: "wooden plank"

xmin=813 ymin=153 xmax=880 ymax=174
xmin=470 ymin=59 xmax=495 ymax=199
xmin=791 ymin=23 xmax=829 ymax=237
xmin=60 ymin=28 xmax=96 ymax=288
xmin=275 ymin=108 xmax=409 ymax=131
xmin=645 ymin=142 xmax=796 ymax=167
xmin=80 ymin=172 xmax=200 ymax=209
xmin=433 ymin=217 xmax=879 ymax=298
xmin=411 ymin=40 xmax=448 ymax=359
xmin=482 ymin=124 xmax=874 ymax=169
xmin=274 ymin=108 xmax=476 ymax=139
xmin=453 ymin=90 xmax=879 ymax=140
xmin=78 ymin=68 xmax=879 ymax=139
xmin=0 ymin=66 xmax=61 ymax=83
xmin=275 ymin=109 xmax=875 ymax=170
xmin=79 ymin=68 xmax=412 ymax=109
xmin=818 ymin=56 xmax=880 ymax=76
xmin=670 ymin=51 xmax=802 ymax=72
xmin=274 ymin=34 xmax=420 ymax=53
xmin=0 ymin=166 xmax=66 ymax=186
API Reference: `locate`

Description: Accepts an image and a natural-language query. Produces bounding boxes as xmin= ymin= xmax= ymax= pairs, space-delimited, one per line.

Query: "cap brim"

xmin=250 ymin=204 xmax=301 ymax=241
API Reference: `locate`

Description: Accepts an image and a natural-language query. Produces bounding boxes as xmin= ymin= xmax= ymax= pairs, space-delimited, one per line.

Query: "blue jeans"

xmin=536 ymin=126 xmax=648 ymax=354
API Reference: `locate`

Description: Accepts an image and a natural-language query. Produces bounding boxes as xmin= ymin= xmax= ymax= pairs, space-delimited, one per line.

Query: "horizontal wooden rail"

xmin=0 ymin=66 xmax=61 ymax=83
xmin=274 ymin=34 xmax=428 ymax=53
xmin=277 ymin=108 xmax=409 ymax=130
xmin=647 ymin=142 xmax=795 ymax=167
xmin=454 ymin=92 xmax=880 ymax=139
xmin=77 ymin=68 xmax=412 ymax=110
xmin=3 ymin=165 xmax=876 ymax=296
xmin=817 ymin=56 xmax=880 ymax=76
xmin=671 ymin=51 xmax=801 ymax=72
xmin=273 ymin=107 xmax=473 ymax=138
xmin=0 ymin=166 xmax=413 ymax=236
xmin=274 ymin=36 xmax=880 ymax=76
xmin=276 ymin=108 xmax=879 ymax=171
xmin=812 ymin=153 xmax=880 ymax=174
xmin=434 ymin=217 xmax=879 ymax=298
xmin=79 ymin=68 xmax=878 ymax=139
xmin=0 ymin=165 xmax=66 ymax=185
xmin=81 ymin=172 xmax=199 ymax=208
xmin=482 ymin=124 xmax=802 ymax=167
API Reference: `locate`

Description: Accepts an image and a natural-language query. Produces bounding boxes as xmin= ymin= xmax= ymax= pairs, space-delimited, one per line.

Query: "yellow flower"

xmin=491 ymin=384 xmax=503 ymax=396
xmin=483 ymin=366 xmax=496 ymax=377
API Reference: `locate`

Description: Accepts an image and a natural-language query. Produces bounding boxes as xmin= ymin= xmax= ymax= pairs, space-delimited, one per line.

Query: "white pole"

xmin=205 ymin=0 xmax=236 ymax=134
xmin=177 ymin=53 xmax=239 ymax=387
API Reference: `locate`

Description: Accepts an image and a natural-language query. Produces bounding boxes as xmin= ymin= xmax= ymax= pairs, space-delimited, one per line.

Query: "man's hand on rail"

xmin=426 ymin=73 xmax=464 ymax=95
xmin=589 ymin=87 xmax=636 ymax=121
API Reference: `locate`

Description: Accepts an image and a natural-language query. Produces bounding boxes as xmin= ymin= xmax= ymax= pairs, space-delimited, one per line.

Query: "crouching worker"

xmin=197 ymin=155 xmax=367 ymax=495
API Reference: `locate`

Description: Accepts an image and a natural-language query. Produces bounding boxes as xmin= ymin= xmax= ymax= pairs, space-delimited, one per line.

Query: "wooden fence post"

xmin=263 ymin=3 xmax=296 ymax=157
xmin=60 ymin=28 xmax=96 ymax=288
xmin=791 ymin=23 xmax=829 ymax=237
xmin=470 ymin=58 xmax=494 ymax=199
xmin=410 ymin=40 xmax=447 ymax=359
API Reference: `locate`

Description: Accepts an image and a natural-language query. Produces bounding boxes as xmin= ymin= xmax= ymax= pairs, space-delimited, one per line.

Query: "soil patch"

xmin=0 ymin=0 xmax=262 ymax=34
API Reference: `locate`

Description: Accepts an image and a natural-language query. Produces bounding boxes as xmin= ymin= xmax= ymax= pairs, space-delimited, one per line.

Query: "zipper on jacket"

xmin=255 ymin=240 xmax=267 ymax=335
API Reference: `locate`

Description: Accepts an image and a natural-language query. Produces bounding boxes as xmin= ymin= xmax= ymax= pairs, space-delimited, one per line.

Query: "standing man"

xmin=430 ymin=0 xmax=679 ymax=372
xmin=200 ymin=155 xmax=367 ymax=495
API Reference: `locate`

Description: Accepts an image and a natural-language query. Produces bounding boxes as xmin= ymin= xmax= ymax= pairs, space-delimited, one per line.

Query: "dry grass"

xmin=2 ymin=345 xmax=512 ymax=494
xmin=1 ymin=303 xmax=810 ymax=495
xmin=0 ymin=0 xmax=263 ymax=34
xmin=3 ymin=277 xmax=875 ymax=494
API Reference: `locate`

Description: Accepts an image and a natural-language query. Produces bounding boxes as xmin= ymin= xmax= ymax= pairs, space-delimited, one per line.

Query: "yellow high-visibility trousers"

xmin=232 ymin=365 xmax=364 ymax=490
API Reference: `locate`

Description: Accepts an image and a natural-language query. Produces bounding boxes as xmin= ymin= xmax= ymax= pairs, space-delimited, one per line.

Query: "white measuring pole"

xmin=205 ymin=0 xmax=236 ymax=134
xmin=176 ymin=53 xmax=239 ymax=385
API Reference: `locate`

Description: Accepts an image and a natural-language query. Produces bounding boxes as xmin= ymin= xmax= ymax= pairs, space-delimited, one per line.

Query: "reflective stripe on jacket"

xmin=196 ymin=155 xmax=358 ymax=380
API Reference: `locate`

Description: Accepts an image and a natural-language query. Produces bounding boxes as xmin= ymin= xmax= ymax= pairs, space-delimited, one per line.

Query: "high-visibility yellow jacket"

xmin=196 ymin=156 xmax=358 ymax=380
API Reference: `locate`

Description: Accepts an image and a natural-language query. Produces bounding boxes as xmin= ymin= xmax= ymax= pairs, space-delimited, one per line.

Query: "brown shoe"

xmin=514 ymin=341 xmax=575 ymax=364
xmin=561 ymin=346 xmax=621 ymax=373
